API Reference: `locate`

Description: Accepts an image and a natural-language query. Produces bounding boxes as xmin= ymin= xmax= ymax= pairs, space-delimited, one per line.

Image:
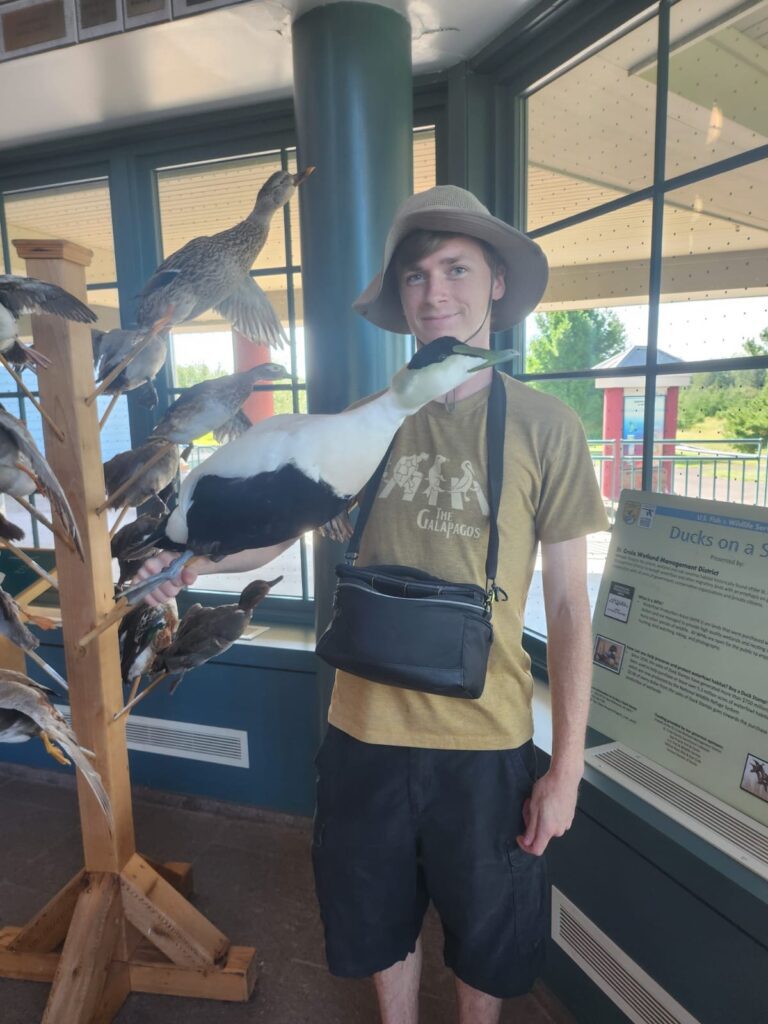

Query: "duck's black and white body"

xmin=0 ymin=275 xmax=96 ymax=370
xmin=123 ymin=339 xmax=515 ymax=598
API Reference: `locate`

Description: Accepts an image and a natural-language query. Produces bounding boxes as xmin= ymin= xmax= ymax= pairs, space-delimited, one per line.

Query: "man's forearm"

xmin=192 ymin=539 xmax=297 ymax=576
xmin=545 ymin=589 xmax=593 ymax=781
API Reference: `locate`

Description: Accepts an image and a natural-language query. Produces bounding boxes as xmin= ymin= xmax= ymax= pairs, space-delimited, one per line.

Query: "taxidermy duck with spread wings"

xmin=122 ymin=339 xmax=515 ymax=599
xmin=136 ymin=168 xmax=313 ymax=348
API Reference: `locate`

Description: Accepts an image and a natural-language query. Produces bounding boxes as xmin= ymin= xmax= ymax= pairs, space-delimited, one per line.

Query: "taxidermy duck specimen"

xmin=0 ymin=404 xmax=84 ymax=559
xmin=0 ymin=669 xmax=113 ymax=829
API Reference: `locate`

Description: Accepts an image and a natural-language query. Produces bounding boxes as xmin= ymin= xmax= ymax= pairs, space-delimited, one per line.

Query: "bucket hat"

xmin=353 ymin=185 xmax=549 ymax=334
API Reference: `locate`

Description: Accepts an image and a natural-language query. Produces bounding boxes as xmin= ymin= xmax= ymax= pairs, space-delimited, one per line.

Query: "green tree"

xmin=526 ymin=309 xmax=626 ymax=435
xmin=677 ymin=331 xmax=768 ymax=431
xmin=723 ymin=385 xmax=768 ymax=447
xmin=175 ymin=362 xmax=228 ymax=388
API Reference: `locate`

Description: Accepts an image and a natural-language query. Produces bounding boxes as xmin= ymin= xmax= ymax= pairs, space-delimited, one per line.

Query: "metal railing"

xmin=591 ymin=437 xmax=767 ymax=511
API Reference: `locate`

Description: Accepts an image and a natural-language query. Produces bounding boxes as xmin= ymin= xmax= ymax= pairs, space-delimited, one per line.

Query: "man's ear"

xmin=492 ymin=264 xmax=506 ymax=302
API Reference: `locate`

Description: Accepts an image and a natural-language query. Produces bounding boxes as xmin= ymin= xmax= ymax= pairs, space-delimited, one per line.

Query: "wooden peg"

xmin=0 ymin=354 xmax=65 ymax=442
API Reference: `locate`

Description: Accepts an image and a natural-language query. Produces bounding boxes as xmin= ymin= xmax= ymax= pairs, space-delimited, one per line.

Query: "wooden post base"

xmin=0 ymin=857 xmax=259 ymax=1022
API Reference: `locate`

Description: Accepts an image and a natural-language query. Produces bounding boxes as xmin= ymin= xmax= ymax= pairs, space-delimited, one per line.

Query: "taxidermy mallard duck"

xmin=121 ymin=338 xmax=516 ymax=599
xmin=135 ymin=168 xmax=313 ymax=348
xmin=0 ymin=274 xmax=96 ymax=371
xmin=0 ymin=404 xmax=84 ymax=558
xmin=119 ymin=598 xmax=178 ymax=689
xmin=0 ymin=669 xmax=112 ymax=829
xmin=94 ymin=328 xmax=169 ymax=410
xmin=0 ymin=586 xmax=68 ymax=691
xmin=151 ymin=361 xmax=288 ymax=444
xmin=103 ymin=438 xmax=180 ymax=510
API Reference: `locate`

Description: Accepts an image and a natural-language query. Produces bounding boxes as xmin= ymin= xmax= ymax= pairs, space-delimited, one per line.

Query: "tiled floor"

xmin=0 ymin=763 xmax=575 ymax=1023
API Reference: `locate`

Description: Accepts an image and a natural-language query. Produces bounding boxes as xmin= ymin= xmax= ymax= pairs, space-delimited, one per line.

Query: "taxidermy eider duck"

xmin=0 ymin=275 xmax=96 ymax=370
xmin=118 ymin=578 xmax=280 ymax=717
xmin=0 ymin=669 xmax=112 ymax=829
xmin=151 ymin=362 xmax=288 ymax=444
xmin=94 ymin=328 xmax=169 ymax=410
xmin=0 ymin=586 xmax=68 ymax=691
xmin=122 ymin=338 xmax=515 ymax=599
xmin=0 ymin=404 xmax=84 ymax=558
xmin=136 ymin=168 xmax=314 ymax=348
xmin=103 ymin=438 xmax=180 ymax=511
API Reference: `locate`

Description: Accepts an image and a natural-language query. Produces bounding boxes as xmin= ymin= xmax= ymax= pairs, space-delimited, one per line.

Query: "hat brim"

xmin=352 ymin=207 xmax=549 ymax=334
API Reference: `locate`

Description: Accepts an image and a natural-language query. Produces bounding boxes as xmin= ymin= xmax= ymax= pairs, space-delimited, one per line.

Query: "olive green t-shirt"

xmin=327 ymin=373 xmax=609 ymax=750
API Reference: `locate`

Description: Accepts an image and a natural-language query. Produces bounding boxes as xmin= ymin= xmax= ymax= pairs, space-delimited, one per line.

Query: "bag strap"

xmin=346 ymin=369 xmax=507 ymax=589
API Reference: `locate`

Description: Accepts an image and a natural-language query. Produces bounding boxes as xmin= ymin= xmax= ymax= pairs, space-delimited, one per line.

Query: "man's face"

xmin=397 ymin=236 xmax=506 ymax=347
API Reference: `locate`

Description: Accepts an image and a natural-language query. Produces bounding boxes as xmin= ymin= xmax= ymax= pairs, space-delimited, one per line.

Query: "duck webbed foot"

xmin=40 ymin=731 xmax=70 ymax=766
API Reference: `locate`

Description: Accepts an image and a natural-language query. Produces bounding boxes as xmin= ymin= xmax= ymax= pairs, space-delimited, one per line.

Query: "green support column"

xmin=292 ymin=1 xmax=413 ymax=725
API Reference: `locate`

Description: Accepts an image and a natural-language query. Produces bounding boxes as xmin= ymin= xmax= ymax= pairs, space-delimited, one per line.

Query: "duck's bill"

xmin=452 ymin=344 xmax=518 ymax=372
xmin=293 ymin=167 xmax=315 ymax=185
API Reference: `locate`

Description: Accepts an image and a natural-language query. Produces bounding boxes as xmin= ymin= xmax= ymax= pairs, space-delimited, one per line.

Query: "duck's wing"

xmin=213 ymin=409 xmax=252 ymax=444
xmin=0 ymin=275 xmax=96 ymax=323
xmin=0 ymin=510 xmax=24 ymax=542
xmin=0 ymin=407 xmax=84 ymax=559
xmin=215 ymin=275 xmax=287 ymax=349
xmin=0 ymin=671 xmax=112 ymax=830
xmin=156 ymin=605 xmax=242 ymax=674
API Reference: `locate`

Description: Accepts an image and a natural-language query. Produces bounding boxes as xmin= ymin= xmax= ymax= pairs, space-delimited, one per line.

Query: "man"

xmin=138 ymin=186 xmax=608 ymax=1024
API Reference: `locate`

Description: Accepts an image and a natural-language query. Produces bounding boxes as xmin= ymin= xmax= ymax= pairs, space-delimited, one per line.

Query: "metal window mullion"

xmin=279 ymin=148 xmax=309 ymax=600
xmin=642 ymin=1 xmax=671 ymax=492
xmin=0 ymin=192 xmax=11 ymax=273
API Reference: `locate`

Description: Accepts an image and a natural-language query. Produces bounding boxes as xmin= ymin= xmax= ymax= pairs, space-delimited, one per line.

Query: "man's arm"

xmin=517 ymin=534 xmax=593 ymax=856
xmin=135 ymin=541 xmax=297 ymax=606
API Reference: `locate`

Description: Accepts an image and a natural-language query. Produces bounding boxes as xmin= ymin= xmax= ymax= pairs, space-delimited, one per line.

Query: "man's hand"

xmin=516 ymin=768 xmax=581 ymax=857
xmin=132 ymin=552 xmax=199 ymax=607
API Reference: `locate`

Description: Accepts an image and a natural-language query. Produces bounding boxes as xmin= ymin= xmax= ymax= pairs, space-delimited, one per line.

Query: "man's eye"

xmin=405 ymin=272 xmax=423 ymax=285
xmin=449 ymin=266 xmax=468 ymax=276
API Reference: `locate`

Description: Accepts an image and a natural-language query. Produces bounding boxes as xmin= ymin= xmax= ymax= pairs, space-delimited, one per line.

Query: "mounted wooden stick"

xmin=13 ymin=495 xmax=77 ymax=554
xmin=0 ymin=541 xmax=58 ymax=588
xmin=114 ymin=671 xmax=168 ymax=720
xmin=98 ymin=391 xmax=121 ymax=430
xmin=0 ymin=354 xmax=65 ymax=442
xmin=14 ymin=569 xmax=58 ymax=607
xmin=108 ymin=506 xmax=131 ymax=538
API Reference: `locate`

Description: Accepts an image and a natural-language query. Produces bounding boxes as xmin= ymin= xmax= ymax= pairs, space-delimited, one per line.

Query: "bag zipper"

xmin=337 ymin=581 xmax=490 ymax=616
xmin=338 ymin=569 xmax=485 ymax=600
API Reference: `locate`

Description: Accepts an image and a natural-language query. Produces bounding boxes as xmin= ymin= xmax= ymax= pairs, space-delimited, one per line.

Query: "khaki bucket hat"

xmin=353 ymin=185 xmax=549 ymax=334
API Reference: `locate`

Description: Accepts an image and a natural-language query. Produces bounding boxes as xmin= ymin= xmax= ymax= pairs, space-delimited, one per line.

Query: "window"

xmin=519 ymin=0 xmax=768 ymax=639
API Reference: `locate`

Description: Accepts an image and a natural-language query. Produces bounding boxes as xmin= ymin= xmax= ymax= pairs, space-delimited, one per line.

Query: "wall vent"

xmin=56 ymin=706 xmax=249 ymax=768
xmin=586 ymin=742 xmax=768 ymax=880
xmin=551 ymin=887 xmax=701 ymax=1024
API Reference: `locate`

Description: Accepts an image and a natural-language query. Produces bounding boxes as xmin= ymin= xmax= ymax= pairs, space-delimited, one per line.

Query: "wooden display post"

xmin=0 ymin=241 xmax=258 ymax=1022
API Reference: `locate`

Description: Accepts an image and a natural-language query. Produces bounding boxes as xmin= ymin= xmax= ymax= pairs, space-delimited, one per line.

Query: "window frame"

xmin=494 ymin=0 xmax=768 ymax=667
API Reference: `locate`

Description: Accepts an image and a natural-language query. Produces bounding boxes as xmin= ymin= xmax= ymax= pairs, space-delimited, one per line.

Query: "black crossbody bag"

xmin=316 ymin=371 xmax=507 ymax=699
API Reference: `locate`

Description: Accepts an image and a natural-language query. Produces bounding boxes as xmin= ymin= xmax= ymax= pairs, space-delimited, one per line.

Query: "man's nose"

xmin=423 ymin=274 xmax=448 ymax=304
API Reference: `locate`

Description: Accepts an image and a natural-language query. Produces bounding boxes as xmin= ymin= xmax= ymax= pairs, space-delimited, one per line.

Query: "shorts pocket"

xmin=506 ymin=843 xmax=548 ymax=951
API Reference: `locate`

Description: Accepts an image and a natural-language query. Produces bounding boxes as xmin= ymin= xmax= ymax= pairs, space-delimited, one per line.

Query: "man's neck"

xmin=439 ymin=366 xmax=492 ymax=405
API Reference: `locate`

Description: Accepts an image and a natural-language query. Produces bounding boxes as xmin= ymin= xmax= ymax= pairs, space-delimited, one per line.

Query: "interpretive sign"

xmin=589 ymin=490 xmax=768 ymax=827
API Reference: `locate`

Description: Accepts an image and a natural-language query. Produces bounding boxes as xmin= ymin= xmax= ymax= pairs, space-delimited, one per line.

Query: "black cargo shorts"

xmin=311 ymin=725 xmax=548 ymax=998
